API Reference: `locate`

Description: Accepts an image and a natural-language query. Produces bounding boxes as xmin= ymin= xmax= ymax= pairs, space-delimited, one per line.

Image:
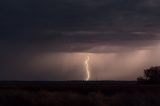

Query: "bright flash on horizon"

xmin=84 ymin=56 xmax=90 ymax=81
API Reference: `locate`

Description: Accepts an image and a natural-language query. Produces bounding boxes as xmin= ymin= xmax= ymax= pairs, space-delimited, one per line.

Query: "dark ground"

xmin=0 ymin=81 xmax=160 ymax=106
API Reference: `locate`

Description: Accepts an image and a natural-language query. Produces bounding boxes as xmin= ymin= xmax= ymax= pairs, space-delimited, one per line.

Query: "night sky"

xmin=1 ymin=0 xmax=160 ymax=80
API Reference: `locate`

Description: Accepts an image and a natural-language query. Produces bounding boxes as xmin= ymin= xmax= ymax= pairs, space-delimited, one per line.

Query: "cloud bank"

xmin=1 ymin=0 xmax=160 ymax=80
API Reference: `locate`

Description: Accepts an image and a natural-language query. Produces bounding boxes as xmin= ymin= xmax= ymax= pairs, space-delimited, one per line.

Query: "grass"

xmin=0 ymin=88 xmax=160 ymax=106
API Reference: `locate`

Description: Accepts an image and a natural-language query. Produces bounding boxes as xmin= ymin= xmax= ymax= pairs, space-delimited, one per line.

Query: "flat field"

xmin=0 ymin=81 xmax=159 ymax=106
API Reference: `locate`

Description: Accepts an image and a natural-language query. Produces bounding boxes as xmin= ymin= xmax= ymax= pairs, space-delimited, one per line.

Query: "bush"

xmin=137 ymin=66 xmax=160 ymax=84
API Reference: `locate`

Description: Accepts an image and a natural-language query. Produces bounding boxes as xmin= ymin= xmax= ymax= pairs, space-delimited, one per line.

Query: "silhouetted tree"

xmin=137 ymin=66 xmax=160 ymax=84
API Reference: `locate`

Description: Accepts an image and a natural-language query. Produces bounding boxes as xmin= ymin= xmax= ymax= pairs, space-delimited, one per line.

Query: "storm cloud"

xmin=1 ymin=0 xmax=160 ymax=80
xmin=1 ymin=0 xmax=160 ymax=52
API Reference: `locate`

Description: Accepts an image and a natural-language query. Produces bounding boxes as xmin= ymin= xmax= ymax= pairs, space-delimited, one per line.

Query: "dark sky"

xmin=1 ymin=0 xmax=160 ymax=80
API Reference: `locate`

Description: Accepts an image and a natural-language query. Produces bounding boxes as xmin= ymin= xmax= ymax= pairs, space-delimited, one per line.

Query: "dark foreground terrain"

xmin=0 ymin=81 xmax=160 ymax=106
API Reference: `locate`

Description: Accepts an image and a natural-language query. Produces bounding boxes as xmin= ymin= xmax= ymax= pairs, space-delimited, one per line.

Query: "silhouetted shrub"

xmin=137 ymin=66 xmax=160 ymax=84
xmin=137 ymin=76 xmax=145 ymax=84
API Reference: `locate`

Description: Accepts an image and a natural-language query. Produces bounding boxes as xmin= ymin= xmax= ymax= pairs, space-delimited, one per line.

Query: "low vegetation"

xmin=0 ymin=66 xmax=160 ymax=106
xmin=0 ymin=88 xmax=159 ymax=106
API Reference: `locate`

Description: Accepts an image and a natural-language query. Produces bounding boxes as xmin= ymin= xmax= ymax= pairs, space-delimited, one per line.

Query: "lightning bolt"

xmin=84 ymin=56 xmax=90 ymax=81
